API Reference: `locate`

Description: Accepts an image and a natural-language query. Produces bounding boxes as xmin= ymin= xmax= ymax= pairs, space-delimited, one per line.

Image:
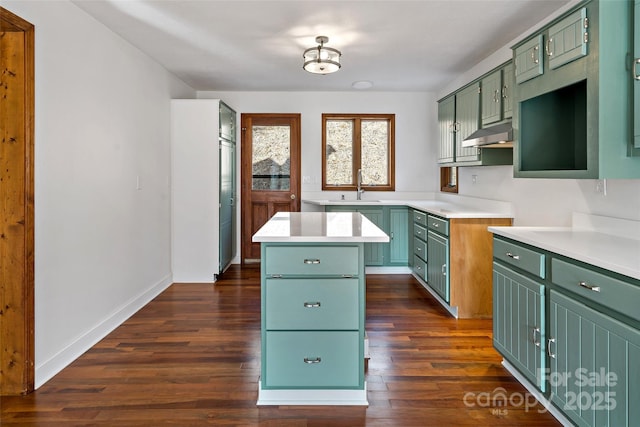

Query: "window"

xmin=322 ymin=113 xmax=395 ymax=191
xmin=440 ymin=167 xmax=458 ymax=193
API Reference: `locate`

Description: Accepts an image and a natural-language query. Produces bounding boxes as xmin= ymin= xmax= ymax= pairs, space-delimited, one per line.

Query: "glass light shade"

xmin=303 ymin=43 xmax=341 ymax=74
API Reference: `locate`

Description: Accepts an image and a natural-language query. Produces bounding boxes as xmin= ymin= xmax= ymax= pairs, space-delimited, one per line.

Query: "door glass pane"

xmin=325 ymin=120 xmax=353 ymax=185
xmin=252 ymin=125 xmax=290 ymax=190
xmin=361 ymin=120 xmax=389 ymax=185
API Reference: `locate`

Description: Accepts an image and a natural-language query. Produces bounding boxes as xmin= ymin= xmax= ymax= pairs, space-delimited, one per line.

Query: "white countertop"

xmin=303 ymin=199 xmax=513 ymax=219
xmin=489 ymin=214 xmax=640 ymax=281
xmin=252 ymin=212 xmax=390 ymax=243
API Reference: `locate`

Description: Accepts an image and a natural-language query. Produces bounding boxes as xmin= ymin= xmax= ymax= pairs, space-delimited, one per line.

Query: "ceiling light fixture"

xmin=303 ymin=36 xmax=341 ymax=74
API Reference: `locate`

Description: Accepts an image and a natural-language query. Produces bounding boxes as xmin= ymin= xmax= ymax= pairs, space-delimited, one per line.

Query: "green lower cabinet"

xmin=493 ymin=262 xmax=546 ymax=392
xmin=358 ymin=208 xmax=385 ymax=266
xmin=264 ymin=331 xmax=360 ymax=388
xmin=389 ymin=207 xmax=409 ymax=265
xmin=549 ymin=290 xmax=640 ymax=427
xmin=427 ymin=230 xmax=449 ymax=303
xmin=325 ymin=206 xmax=408 ymax=267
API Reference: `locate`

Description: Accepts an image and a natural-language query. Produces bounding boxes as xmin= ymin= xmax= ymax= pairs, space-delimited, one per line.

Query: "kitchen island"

xmin=252 ymin=212 xmax=389 ymax=406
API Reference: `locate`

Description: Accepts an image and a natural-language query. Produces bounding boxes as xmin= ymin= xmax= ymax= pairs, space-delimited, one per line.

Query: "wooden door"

xmin=0 ymin=7 xmax=35 ymax=395
xmin=241 ymin=114 xmax=301 ymax=263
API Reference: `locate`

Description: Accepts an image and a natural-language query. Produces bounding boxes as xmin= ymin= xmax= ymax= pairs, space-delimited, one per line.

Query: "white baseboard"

xmin=257 ymin=380 xmax=368 ymax=406
xmin=35 ymin=274 xmax=173 ymax=388
xmin=365 ymin=266 xmax=412 ymax=274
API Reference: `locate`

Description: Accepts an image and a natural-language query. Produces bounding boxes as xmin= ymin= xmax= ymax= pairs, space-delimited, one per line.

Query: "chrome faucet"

xmin=357 ymin=169 xmax=365 ymax=200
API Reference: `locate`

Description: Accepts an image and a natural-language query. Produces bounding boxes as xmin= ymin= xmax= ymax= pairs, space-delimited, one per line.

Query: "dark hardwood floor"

xmin=1 ymin=265 xmax=560 ymax=426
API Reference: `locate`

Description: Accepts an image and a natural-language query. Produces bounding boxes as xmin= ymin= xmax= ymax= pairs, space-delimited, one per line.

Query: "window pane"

xmin=252 ymin=125 xmax=290 ymax=190
xmin=361 ymin=120 xmax=389 ymax=185
xmin=325 ymin=120 xmax=353 ymax=185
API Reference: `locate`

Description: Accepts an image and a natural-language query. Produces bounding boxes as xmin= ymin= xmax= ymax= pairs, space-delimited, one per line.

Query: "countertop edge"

xmin=489 ymin=227 xmax=640 ymax=281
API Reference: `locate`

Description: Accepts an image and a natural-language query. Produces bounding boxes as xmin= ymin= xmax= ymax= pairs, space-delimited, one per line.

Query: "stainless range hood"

xmin=462 ymin=121 xmax=513 ymax=147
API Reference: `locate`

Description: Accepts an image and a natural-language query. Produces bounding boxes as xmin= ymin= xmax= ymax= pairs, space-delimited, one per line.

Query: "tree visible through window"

xmin=322 ymin=114 xmax=395 ymax=191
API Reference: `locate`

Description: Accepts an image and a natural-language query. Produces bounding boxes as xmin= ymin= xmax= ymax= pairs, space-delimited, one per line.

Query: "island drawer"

xmin=427 ymin=215 xmax=449 ymax=236
xmin=265 ymin=278 xmax=359 ymax=330
xmin=413 ymin=237 xmax=427 ymax=262
xmin=413 ymin=255 xmax=426 ymax=280
xmin=552 ymin=258 xmax=640 ymax=322
xmin=494 ymin=238 xmax=545 ymax=279
xmin=413 ymin=210 xmax=427 ymax=226
xmin=264 ymin=331 xmax=360 ymax=388
xmin=264 ymin=245 xmax=359 ymax=276
xmin=414 ymin=224 xmax=427 ymax=241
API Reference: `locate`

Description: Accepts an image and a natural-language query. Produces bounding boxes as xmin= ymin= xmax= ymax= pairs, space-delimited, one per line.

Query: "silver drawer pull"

xmin=303 ymin=259 xmax=320 ymax=264
xmin=547 ymin=338 xmax=556 ymax=359
xmin=578 ymin=281 xmax=601 ymax=292
xmin=532 ymin=327 xmax=541 ymax=347
xmin=304 ymin=357 xmax=322 ymax=364
xmin=417 ymin=247 xmax=422 ymax=252
xmin=303 ymin=302 xmax=321 ymax=308
xmin=432 ymin=223 xmax=439 ymax=228
xmin=505 ymin=252 xmax=520 ymax=260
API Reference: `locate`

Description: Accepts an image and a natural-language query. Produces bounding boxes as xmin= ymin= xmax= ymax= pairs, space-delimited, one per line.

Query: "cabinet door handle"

xmin=304 ymin=357 xmax=322 ymax=364
xmin=390 ymin=231 xmax=394 ymax=240
xmin=303 ymin=302 xmax=321 ymax=308
xmin=547 ymin=338 xmax=556 ymax=359
xmin=578 ymin=281 xmax=601 ymax=293
xmin=502 ymin=85 xmax=508 ymax=99
xmin=546 ymin=38 xmax=553 ymax=57
xmin=441 ymin=264 xmax=447 ymax=276
xmin=532 ymin=327 xmax=541 ymax=347
xmin=303 ymin=259 xmax=321 ymax=264
xmin=532 ymin=45 xmax=539 ymax=64
xmin=505 ymin=252 xmax=520 ymax=260
xmin=494 ymin=89 xmax=500 ymax=103
xmin=634 ymin=58 xmax=640 ymax=81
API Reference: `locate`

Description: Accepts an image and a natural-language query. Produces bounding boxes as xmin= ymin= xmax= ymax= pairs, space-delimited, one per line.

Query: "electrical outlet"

xmin=595 ymin=179 xmax=607 ymax=196
xmin=472 ymin=175 xmax=478 ymax=184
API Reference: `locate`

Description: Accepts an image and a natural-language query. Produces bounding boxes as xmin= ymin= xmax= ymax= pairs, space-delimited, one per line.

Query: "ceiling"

xmin=72 ymin=0 xmax=572 ymax=92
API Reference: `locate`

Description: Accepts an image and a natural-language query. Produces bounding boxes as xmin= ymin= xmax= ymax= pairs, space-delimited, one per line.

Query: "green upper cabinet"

xmin=514 ymin=34 xmax=544 ymax=84
xmin=513 ymin=0 xmax=640 ymax=178
xmin=437 ymin=95 xmax=456 ymax=164
xmin=482 ymin=63 xmax=514 ymax=127
xmin=547 ymin=7 xmax=588 ymax=70
xmin=634 ymin=0 xmax=640 ymax=150
xmin=455 ymin=83 xmax=481 ymax=163
xmin=481 ymin=70 xmax=502 ymax=126
xmin=437 ymin=62 xmax=514 ymax=168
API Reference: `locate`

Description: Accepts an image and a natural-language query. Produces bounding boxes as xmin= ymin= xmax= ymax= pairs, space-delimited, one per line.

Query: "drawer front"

xmin=552 ymin=258 xmax=640 ymax=322
xmin=413 ymin=255 xmax=426 ymax=280
xmin=413 ymin=237 xmax=427 ymax=262
xmin=265 ymin=278 xmax=359 ymax=330
xmin=427 ymin=215 xmax=449 ymax=236
xmin=265 ymin=245 xmax=359 ymax=276
xmin=494 ymin=238 xmax=545 ymax=279
xmin=264 ymin=331 xmax=360 ymax=388
xmin=413 ymin=210 xmax=427 ymax=226
xmin=414 ymin=224 xmax=427 ymax=241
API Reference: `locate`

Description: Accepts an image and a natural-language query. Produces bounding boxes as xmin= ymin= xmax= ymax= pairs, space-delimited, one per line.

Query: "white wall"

xmin=3 ymin=0 xmax=195 ymax=387
xmin=198 ymin=91 xmax=438 ymax=193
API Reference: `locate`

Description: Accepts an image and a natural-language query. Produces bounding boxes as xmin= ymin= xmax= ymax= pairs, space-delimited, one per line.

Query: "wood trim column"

xmin=1 ymin=6 xmax=35 ymax=395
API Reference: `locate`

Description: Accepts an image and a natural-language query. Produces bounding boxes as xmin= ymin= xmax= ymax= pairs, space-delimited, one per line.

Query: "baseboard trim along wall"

xmin=35 ymin=274 xmax=173 ymax=388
